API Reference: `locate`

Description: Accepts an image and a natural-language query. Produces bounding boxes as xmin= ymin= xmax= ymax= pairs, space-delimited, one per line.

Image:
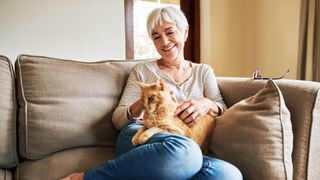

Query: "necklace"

xmin=158 ymin=59 xmax=191 ymax=84
xmin=158 ymin=59 xmax=180 ymax=69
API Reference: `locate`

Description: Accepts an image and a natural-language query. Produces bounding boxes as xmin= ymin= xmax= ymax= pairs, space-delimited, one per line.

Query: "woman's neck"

xmin=159 ymin=58 xmax=187 ymax=70
xmin=157 ymin=58 xmax=192 ymax=85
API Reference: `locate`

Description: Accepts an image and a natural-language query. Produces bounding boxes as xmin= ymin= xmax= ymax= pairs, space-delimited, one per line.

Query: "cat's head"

xmin=136 ymin=79 xmax=176 ymax=113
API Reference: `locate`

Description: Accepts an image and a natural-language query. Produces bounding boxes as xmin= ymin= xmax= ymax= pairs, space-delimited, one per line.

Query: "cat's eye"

xmin=148 ymin=95 xmax=154 ymax=102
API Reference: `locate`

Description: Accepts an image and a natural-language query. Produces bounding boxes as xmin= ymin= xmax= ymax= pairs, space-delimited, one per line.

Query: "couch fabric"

xmin=0 ymin=170 xmax=12 ymax=180
xmin=15 ymin=55 xmax=139 ymax=160
xmin=14 ymin=55 xmax=143 ymax=179
xmin=217 ymin=78 xmax=320 ymax=180
xmin=211 ymin=80 xmax=293 ymax=180
xmin=0 ymin=56 xmax=18 ymax=170
xmin=16 ymin=147 xmax=115 ymax=180
xmin=0 ymin=54 xmax=319 ymax=180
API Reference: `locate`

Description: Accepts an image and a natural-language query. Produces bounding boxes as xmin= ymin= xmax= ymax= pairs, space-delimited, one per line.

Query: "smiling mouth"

xmin=162 ymin=45 xmax=175 ymax=51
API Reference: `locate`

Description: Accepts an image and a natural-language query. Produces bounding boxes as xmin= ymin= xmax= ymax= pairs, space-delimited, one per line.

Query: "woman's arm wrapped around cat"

xmin=112 ymin=68 xmax=144 ymax=130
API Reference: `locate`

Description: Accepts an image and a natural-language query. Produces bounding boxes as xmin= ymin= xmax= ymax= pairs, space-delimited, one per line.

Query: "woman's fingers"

xmin=186 ymin=120 xmax=196 ymax=127
xmin=178 ymin=103 xmax=195 ymax=119
xmin=175 ymin=99 xmax=210 ymax=126
xmin=175 ymin=101 xmax=190 ymax=115
xmin=176 ymin=101 xmax=202 ymax=125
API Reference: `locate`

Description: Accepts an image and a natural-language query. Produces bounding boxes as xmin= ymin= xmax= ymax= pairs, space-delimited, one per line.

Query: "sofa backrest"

xmin=15 ymin=55 xmax=144 ymax=160
xmin=0 ymin=55 xmax=18 ymax=168
xmin=217 ymin=77 xmax=320 ymax=180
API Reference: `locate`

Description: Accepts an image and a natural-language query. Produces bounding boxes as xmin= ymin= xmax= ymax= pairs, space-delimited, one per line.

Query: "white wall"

xmin=0 ymin=0 xmax=125 ymax=62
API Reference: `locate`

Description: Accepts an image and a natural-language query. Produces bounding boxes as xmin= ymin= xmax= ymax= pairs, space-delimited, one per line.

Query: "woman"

xmin=64 ymin=6 xmax=242 ymax=180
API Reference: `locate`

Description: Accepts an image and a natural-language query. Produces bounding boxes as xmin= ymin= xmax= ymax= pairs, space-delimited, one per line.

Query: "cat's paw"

xmin=132 ymin=128 xmax=145 ymax=146
xmin=132 ymin=135 xmax=139 ymax=146
xmin=132 ymin=135 xmax=148 ymax=145
xmin=137 ymin=134 xmax=150 ymax=145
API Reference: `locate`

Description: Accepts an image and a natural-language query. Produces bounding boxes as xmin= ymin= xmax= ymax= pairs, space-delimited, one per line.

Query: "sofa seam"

xmin=16 ymin=56 xmax=31 ymax=159
xmin=18 ymin=54 xmax=149 ymax=64
xmin=272 ymin=80 xmax=290 ymax=180
xmin=9 ymin=56 xmax=19 ymax=167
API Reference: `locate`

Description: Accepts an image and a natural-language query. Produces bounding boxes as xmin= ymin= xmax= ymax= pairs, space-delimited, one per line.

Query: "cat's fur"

xmin=131 ymin=79 xmax=215 ymax=152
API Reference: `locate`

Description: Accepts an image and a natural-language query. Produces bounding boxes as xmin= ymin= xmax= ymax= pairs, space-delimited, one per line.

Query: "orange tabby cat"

xmin=131 ymin=79 xmax=215 ymax=152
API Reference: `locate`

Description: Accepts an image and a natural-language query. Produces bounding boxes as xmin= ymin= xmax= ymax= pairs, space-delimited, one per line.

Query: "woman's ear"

xmin=184 ymin=28 xmax=189 ymax=42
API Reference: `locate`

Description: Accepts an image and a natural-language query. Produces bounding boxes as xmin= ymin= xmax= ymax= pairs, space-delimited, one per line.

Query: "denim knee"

xmin=148 ymin=133 xmax=203 ymax=177
xmin=200 ymin=157 xmax=243 ymax=180
xmin=217 ymin=161 xmax=242 ymax=180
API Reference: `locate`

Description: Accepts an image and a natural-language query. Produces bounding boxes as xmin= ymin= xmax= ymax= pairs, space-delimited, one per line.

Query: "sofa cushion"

xmin=0 ymin=55 xmax=18 ymax=168
xmin=210 ymin=80 xmax=293 ymax=180
xmin=0 ymin=169 xmax=13 ymax=180
xmin=16 ymin=147 xmax=115 ymax=180
xmin=15 ymin=55 xmax=144 ymax=159
xmin=216 ymin=77 xmax=320 ymax=180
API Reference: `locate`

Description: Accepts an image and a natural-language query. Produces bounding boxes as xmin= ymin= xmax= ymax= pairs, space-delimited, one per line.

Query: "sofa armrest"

xmin=216 ymin=77 xmax=320 ymax=180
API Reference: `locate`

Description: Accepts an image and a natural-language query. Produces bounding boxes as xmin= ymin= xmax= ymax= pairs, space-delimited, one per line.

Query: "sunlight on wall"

xmin=201 ymin=0 xmax=301 ymax=79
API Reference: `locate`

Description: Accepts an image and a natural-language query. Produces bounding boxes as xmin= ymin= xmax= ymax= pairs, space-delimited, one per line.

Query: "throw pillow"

xmin=210 ymin=80 xmax=293 ymax=180
xmin=15 ymin=55 xmax=144 ymax=159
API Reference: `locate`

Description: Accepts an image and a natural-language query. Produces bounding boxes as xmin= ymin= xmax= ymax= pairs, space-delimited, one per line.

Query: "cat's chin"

xmin=146 ymin=108 xmax=156 ymax=114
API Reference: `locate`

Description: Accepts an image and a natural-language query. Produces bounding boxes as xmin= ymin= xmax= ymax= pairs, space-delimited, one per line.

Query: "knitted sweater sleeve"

xmin=202 ymin=64 xmax=227 ymax=113
xmin=112 ymin=67 xmax=142 ymax=130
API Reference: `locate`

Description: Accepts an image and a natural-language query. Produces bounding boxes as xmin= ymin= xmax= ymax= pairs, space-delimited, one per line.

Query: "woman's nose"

xmin=160 ymin=35 xmax=170 ymax=46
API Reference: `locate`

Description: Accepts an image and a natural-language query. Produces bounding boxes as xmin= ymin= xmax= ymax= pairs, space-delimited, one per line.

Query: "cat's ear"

xmin=156 ymin=78 xmax=169 ymax=91
xmin=136 ymin=81 xmax=148 ymax=90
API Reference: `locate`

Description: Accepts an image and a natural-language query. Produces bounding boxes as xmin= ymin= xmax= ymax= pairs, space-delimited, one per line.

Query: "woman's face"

xmin=151 ymin=21 xmax=188 ymax=62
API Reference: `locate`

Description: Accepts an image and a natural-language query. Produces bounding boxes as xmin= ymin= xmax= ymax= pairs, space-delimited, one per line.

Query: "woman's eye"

xmin=167 ymin=31 xmax=174 ymax=35
xmin=153 ymin=36 xmax=160 ymax=40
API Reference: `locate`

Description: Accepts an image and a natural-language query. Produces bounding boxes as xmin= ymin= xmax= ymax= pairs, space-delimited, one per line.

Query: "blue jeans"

xmin=84 ymin=122 xmax=242 ymax=180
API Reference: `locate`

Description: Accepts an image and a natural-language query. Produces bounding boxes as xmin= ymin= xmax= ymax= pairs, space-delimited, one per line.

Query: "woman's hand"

xmin=175 ymin=98 xmax=220 ymax=127
xmin=128 ymin=99 xmax=144 ymax=121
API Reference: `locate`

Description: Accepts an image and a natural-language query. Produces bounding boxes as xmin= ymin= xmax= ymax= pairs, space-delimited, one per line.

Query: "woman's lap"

xmin=84 ymin=122 xmax=242 ymax=180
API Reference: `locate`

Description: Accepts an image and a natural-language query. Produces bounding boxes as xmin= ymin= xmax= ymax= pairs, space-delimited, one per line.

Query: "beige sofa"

xmin=0 ymin=54 xmax=319 ymax=180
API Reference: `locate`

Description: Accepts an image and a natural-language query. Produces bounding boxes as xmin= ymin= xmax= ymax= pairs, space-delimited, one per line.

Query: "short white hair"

xmin=146 ymin=6 xmax=189 ymax=38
